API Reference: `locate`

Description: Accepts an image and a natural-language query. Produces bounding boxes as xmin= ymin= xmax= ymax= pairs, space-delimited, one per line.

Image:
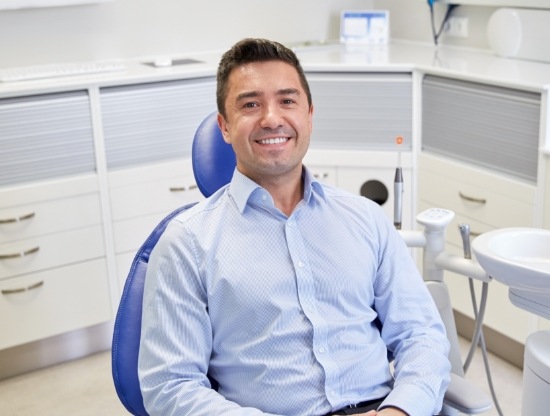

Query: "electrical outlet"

xmin=444 ymin=17 xmax=469 ymax=38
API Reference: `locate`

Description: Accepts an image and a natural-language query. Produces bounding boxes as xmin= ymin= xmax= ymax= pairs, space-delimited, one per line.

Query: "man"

xmin=139 ymin=38 xmax=451 ymax=416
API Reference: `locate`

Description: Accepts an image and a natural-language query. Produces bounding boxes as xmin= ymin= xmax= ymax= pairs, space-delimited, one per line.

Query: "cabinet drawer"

xmin=308 ymin=165 xmax=337 ymax=187
xmin=0 ymin=259 xmax=111 ymax=350
xmin=419 ymin=154 xmax=535 ymax=229
xmin=110 ymin=176 xmax=201 ymax=221
xmin=108 ymin=160 xmax=202 ymax=221
xmin=0 ymin=193 xmax=102 ymax=245
xmin=0 ymin=226 xmax=105 ymax=280
xmin=113 ymin=211 xmax=173 ymax=254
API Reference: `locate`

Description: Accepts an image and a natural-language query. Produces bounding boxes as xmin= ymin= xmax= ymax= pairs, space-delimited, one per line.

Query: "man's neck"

xmin=258 ymin=170 xmax=304 ymax=217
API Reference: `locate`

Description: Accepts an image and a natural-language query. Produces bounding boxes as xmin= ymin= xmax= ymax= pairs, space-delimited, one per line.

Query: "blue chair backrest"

xmin=192 ymin=111 xmax=236 ymax=198
xmin=111 ymin=112 xmax=236 ymax=416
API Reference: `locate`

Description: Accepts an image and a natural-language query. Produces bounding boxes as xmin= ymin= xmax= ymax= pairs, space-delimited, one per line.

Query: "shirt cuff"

xmin=379 ymin=383 xmax=439 ymax=416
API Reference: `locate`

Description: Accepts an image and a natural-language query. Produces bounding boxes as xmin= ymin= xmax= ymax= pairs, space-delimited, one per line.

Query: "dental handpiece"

xmin=393 ymin=136 xmax=404 ymax=230
xmin=459 ymin=223 xmax=471 ymax=259
xmin=393 ymin=167 xmax=403 ymax=230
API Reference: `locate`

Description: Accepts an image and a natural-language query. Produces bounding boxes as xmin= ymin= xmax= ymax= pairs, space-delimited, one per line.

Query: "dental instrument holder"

xmin=399 ymin=208 xmax=493 ymax=415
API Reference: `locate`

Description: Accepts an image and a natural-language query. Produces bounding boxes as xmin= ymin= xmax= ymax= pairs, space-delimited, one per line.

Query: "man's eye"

xmin=243 ymin=102 xmax=258 ymax=108
xmin=282 ymin=99 xmax=296 ymax=105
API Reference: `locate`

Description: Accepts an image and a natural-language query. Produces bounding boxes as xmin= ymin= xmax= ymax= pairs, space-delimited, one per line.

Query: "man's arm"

xmin=370 ymin=206 xmax=451 ymax=416
xmin=138 ymin=221 xmax=275 ymax=416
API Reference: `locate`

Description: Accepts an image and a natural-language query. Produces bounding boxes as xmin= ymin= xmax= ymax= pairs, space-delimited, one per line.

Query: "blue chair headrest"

xmin=192 ymin=112 xmax=237 ymax=198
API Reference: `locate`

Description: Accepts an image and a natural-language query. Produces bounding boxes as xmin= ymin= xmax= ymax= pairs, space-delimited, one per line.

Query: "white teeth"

xmin=258 ymin=137 xmax=288 ymax=145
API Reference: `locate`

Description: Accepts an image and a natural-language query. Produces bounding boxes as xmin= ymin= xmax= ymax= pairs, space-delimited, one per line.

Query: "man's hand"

xmin=361 ymin=406 xmax=408 ymax=416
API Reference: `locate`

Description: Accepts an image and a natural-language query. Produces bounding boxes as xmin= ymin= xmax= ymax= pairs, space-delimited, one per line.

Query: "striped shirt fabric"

xmin=139 ymin=167 xmax=451 ymax=416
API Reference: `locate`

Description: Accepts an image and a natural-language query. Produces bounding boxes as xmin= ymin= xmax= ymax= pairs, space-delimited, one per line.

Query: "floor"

xmin=0 ymin=337 xmax=522 ymax=416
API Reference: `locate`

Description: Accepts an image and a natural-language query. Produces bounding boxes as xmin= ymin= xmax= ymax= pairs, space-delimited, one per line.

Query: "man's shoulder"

xmin=320 ymin=183 xmax=375 ymax=206
xmin=172 ymin=186 xmax=230 ymax=224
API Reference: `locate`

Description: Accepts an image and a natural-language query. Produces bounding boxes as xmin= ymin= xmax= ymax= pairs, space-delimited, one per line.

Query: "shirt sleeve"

xmin=369 ymin=205 xmax=452 ymax=416
xmin=138 ymin=220 xmax=279 ymax=416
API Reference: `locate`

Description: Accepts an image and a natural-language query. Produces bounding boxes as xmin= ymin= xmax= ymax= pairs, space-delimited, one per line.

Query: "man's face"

xmin=218 ymin=60 xmax=313 ymax=184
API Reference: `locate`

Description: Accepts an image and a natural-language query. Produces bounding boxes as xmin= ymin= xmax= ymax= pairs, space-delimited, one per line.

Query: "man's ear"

xmin=217 ymin=113 xmax=231 ymax=144
xmin=308 ymin=104 xmax=314 ymax=132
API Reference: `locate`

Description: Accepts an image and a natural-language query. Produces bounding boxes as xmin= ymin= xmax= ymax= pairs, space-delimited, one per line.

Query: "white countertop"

xmin=297 ymin=41 xmax=550 ymax=92
xmin=1 ymin=41 xmax=550 ymax=98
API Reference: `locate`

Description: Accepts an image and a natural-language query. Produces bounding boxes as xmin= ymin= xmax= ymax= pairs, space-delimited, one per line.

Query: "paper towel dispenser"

xmin=487 ymin=8 xmax=550 ymax=63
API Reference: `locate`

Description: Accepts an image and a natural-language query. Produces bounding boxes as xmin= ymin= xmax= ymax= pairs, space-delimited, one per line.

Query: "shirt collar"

xmin=229 ymin=166 xmax=326 ymax=214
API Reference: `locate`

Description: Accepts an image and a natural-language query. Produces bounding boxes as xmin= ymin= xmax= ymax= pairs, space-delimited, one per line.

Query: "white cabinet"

xmin=0 ymin=60 xmax=546 ymax=363
xmin=0 ymin=176 xmax=111 ymax=349
xmin=0 ymin=90 xmax=96 ymax=187
xmin=108 ymin=160 xmax=203 ymax=292
xmin=100 ymin=77 xmax=217 ymax=169
xmin=0 ymin=89 xmax=113 ymax=351
xmin=545 ymin=154 xmax=550 ymax=231
xmin=306 ymin=72 xmax=413 ymax=152
xmin=0 ymin=259 xmax=111 ymax=350
xmin=0 ymin=76 xmax=219 ymax=352
xmin=419 ymin=153 xmax=536 ymax=343
xmin=305 ymin=72 xmax=414 ymax=227
xmin=99 ymin=78 xmax=217 ymax=292
xmin=420 ymin=74 xmax=542 ymax=344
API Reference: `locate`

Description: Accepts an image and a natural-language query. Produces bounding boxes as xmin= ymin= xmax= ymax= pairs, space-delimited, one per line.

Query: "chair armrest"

xmin=443 ymin=373 xmax=493 ymax=414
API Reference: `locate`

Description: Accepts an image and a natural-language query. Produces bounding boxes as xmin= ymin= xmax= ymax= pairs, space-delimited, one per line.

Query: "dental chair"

xmin=111 ymin=112 xmax=493 ymax=416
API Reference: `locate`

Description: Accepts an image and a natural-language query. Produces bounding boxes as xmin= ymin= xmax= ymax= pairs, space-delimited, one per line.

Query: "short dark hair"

xmin=216 ymin=38 xmax=312 ymax=117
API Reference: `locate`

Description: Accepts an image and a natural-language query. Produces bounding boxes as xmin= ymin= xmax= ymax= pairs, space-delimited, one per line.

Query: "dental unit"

xmin=392 ymin=139 xmax=550 ymax=415
xmin=392 ymin=139 xmax=499 ymax=415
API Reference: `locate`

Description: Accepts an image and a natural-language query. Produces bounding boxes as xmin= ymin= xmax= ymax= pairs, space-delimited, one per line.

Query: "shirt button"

xmin=319 ymin=347 xmax=325 ymax=354
xmin=298 ymin=261 xmax=304 ymax=268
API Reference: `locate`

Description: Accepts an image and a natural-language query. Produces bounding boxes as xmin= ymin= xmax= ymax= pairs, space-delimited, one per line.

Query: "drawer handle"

xmin=459 ymin=192 xmax=486 ymax=204
xmin=0 ymin=212 xmax=36 ymax=224
xmin=169 ymin=184 xmax=198 ymax=192
xmin=1 ymin=280 xmax=44 ymax=295
xmin=0 ymin=246 xmax=40 ymax=260
xmin=169 ymin=186 xmax=185 ymax=192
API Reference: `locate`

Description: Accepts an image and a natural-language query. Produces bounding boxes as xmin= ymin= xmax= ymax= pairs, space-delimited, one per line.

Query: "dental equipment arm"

xmin=398 ymin=209 xmax=493 ymax=415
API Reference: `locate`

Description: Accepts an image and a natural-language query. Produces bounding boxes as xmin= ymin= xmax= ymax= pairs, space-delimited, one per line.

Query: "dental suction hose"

xmin=459 ymin=224 xmax=504 ymax=416
xmin=459 ymin=223 xmax=487 ymax=371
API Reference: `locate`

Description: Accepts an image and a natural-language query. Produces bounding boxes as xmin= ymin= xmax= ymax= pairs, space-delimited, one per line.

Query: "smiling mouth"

xmin=257 ymin=137 xmax=289 ymax=145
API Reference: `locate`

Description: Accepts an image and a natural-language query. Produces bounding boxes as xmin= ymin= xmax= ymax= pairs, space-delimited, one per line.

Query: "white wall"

xmin=0 ymin=0 xmax=368 ymax=68
xmin=374 ymin=0 xmax=497 ymax=50
xmin=0 ymin=1 xmax=530 ymax=69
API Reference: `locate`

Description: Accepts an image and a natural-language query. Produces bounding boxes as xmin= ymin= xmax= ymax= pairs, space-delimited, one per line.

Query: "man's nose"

xmin=260 ymin=104 xmax=284 ymax=129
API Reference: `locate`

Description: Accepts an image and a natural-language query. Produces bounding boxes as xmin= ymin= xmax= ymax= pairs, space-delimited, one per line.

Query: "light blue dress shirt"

xmin=139 ymin=167 xmax=451 ymax=416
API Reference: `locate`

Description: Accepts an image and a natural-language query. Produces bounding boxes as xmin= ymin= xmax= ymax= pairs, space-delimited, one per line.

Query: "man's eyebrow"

xmin=235 ymin=88 xmax=301 ymax=102
xmin=236 ymin=91 xmax=263 ymax=102
xmin=277 ymin=88 xmax=300 ymax=96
